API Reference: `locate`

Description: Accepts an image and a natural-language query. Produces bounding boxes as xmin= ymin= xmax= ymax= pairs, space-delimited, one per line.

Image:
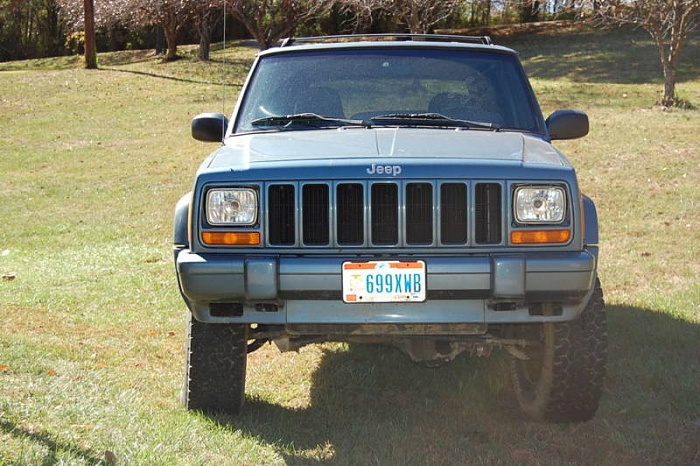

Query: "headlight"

xmin=206 ymin=188 xmax=258 ymax=225
xmin=514 ymin=186 xmax=566 ymax=224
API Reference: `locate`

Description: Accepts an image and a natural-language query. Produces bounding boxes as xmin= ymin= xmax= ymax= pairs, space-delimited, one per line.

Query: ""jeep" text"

xmin=366 ymin=164 xmax=402 ymax=176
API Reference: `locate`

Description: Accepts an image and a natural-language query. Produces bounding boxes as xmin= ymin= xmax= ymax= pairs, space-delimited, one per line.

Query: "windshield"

xmin=233 ymin=47 xmax=544 ymax=134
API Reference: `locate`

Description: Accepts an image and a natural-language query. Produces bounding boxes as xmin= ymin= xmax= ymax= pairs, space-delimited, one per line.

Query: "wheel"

xmin=510 ymin=279 xmax=607 ymax=422
xmin=182 ymin=314 xmax=248 ymax=415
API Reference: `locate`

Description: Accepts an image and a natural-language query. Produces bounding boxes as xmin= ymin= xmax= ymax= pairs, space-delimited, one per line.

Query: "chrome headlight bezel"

xmin=205 ymin=188 xmax=258 ymax=226
xmin=514 ymin=185 xmax=567 ymax=224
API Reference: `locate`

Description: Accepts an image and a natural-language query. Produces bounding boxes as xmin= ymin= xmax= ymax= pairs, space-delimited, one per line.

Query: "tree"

xmin=83 ymin=0 xmax=97 ymax=68
xmin=467 ymin=0 xmax=492 ymax=26
xmin=339 ymin=0 xmax=462 ymax=33
xmin=227 ymin=0 xmax=336 ymax=49
xmin=387 ymin=0 xmax=463 ymax=32
xmin=58 ymin=0 xmax=132 ymax=50
xmin=338 ymin=0 xmax=382 ymax=31
xmin=0 ymin=0 xmax=66 ymax=60
xmin=130 ymin=0 xmax=199 ymax=61
xmin=137 ymin=0 xmax=223 ymax=61
xmin=597 ymin=0 xmax=700 ymax=107
xmin=192 ymin=1 xmax=225 ymax=60
xmin=518 ymin=0 xmax=542 ymax=22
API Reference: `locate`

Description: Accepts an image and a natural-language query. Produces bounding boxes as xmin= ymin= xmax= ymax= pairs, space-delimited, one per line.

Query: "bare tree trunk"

xmin=196 ymin=9 xmax=212 ymax=61
xmin=165 ymin=33 xmax=178 ymax=60
xmin=662 ymin=64 xmax=676 ymax=106
xmin=163 ymin=23 xmax=179 ymax=61
xmin=156 ymin=4 xmax=180 ymax=62
xmin=650 ymin=24 xmax=679 ymax=107
xmin=83 ymin=0 xmax=97 ymax=69
xmin=659 ymin=45 xmax=677 ymax=106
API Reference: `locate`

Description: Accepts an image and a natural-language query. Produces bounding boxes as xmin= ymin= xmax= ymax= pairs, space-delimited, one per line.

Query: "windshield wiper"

xmin=370 ymin=113 xmax=499 ymax=131
xmin=250 ymin=112 xmax=500 ymax=131
xmin=251 ymin=113 xmax=368 ymax=129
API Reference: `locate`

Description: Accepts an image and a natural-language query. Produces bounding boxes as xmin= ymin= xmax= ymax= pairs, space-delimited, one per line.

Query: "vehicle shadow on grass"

xmin=214 ymin=304 xmax=700 ymax=465
xmin=227 ymin=349 xmax=520 ymax=464
xmin=0 ymin=419 xmax=108 ymax=464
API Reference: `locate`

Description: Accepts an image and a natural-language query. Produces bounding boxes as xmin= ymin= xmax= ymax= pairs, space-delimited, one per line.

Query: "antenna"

xmin=221 ymin=0 xmax=227 ymax=139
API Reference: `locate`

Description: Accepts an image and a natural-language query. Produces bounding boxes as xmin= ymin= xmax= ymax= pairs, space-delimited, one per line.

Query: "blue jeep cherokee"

xmin=174 ymin=34 xmax=607 ymax=422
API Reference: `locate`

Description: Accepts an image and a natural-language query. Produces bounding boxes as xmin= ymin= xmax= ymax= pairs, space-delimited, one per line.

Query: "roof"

xmin=256 ymin=34 xmax=517 ymax=57
xmin=280 ymin=34 xmax=494 ymax=47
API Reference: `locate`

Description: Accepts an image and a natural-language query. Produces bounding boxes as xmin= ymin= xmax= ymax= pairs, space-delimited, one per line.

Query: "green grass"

xmin=1 ymin=27 xmax=699 ymax=465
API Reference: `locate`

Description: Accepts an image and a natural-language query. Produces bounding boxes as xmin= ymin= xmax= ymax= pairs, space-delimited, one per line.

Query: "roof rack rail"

xmin=280 ymin=34 xmax=493 ymax=48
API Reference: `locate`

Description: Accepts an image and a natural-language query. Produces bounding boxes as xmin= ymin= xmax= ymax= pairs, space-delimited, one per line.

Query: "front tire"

xmin=182 ymin=314 xmax=248 ymax=415
xmin=511 ymin=279 xmax=607 ymax=422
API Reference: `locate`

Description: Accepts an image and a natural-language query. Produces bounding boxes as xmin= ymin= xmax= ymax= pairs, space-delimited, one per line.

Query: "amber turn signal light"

xmin=201 ymin=231 xmax=261 ymax=246
xmin=511 ymin=229 xmax=571 ymax=244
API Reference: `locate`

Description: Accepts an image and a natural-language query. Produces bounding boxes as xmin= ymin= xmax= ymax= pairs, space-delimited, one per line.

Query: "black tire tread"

xmin=183 ymin=315 xmax=248 ymax=415
xmin=512 ymin=278 xmax=607 ymax=422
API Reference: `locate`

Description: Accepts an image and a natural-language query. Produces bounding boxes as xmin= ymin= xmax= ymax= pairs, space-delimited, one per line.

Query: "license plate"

xmin=342 ymin=260 xmax=426 ymax=303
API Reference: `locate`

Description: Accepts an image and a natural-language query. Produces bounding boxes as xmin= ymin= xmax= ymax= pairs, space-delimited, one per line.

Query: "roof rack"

xmin=280 ymin=34 xmax=493 ymax=48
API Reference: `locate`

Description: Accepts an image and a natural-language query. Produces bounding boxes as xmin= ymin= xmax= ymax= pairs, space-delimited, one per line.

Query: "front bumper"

xmin=175 ymin=250 xmax=596 ymax=325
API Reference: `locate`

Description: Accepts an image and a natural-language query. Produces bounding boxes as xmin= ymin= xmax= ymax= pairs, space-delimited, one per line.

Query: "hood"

xmin=199 ymin=128 xmax=570 ymax=180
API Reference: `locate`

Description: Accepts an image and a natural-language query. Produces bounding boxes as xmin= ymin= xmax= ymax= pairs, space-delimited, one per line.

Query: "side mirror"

xmin=546 ymin=110 xmax=589 ymax=140
xmin=192 ymin=112 xmax=229 ymax=142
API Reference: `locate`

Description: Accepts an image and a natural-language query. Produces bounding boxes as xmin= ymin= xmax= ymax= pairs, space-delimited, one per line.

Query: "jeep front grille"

xmin=267 ymin=181 xmax=502 ymax=248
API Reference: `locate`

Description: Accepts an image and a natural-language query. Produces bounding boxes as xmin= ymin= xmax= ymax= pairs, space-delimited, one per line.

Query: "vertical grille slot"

xmin=440 ymin=183 xmax=468 ymax=244
xmin=337 ymin=183 xmax=364 ymax=245
xmin=475 ymin=183 xmax=502 ymax=244
xmin=371 ymin=183 xmax=398 ymax=245
xmin=302 ymin=184 xmax=329 ymax=245
xmin=268 ymin=184 xmax=295 ymax=245
xmin=406 ymin=183 xmax=433 ymax=244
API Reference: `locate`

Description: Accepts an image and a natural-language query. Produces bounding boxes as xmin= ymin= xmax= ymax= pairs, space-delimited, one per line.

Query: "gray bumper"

xmin=175 ymin=250 xmax=596 ymax=324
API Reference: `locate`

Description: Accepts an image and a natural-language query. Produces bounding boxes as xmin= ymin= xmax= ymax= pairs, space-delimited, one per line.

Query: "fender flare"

xmin=174 ymin=192 xmax=192 ymax=248
xmin=582 ymin=194 xmax=599 ymax=246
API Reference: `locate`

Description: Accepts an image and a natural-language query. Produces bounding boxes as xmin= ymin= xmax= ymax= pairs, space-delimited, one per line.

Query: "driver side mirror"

xmin=192 ymin=112 xmax=229 ymax=142
xmin=546 ymin=110 xmax=589 ymax=140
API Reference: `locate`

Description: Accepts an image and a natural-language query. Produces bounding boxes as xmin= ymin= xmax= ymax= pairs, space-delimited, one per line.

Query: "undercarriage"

xmin=248 ymin=323 xmax=534 ymax=366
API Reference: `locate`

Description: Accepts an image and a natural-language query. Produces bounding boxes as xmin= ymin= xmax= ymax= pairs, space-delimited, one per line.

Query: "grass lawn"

xmin=1 ymin=29 xmax=699 ymax=465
